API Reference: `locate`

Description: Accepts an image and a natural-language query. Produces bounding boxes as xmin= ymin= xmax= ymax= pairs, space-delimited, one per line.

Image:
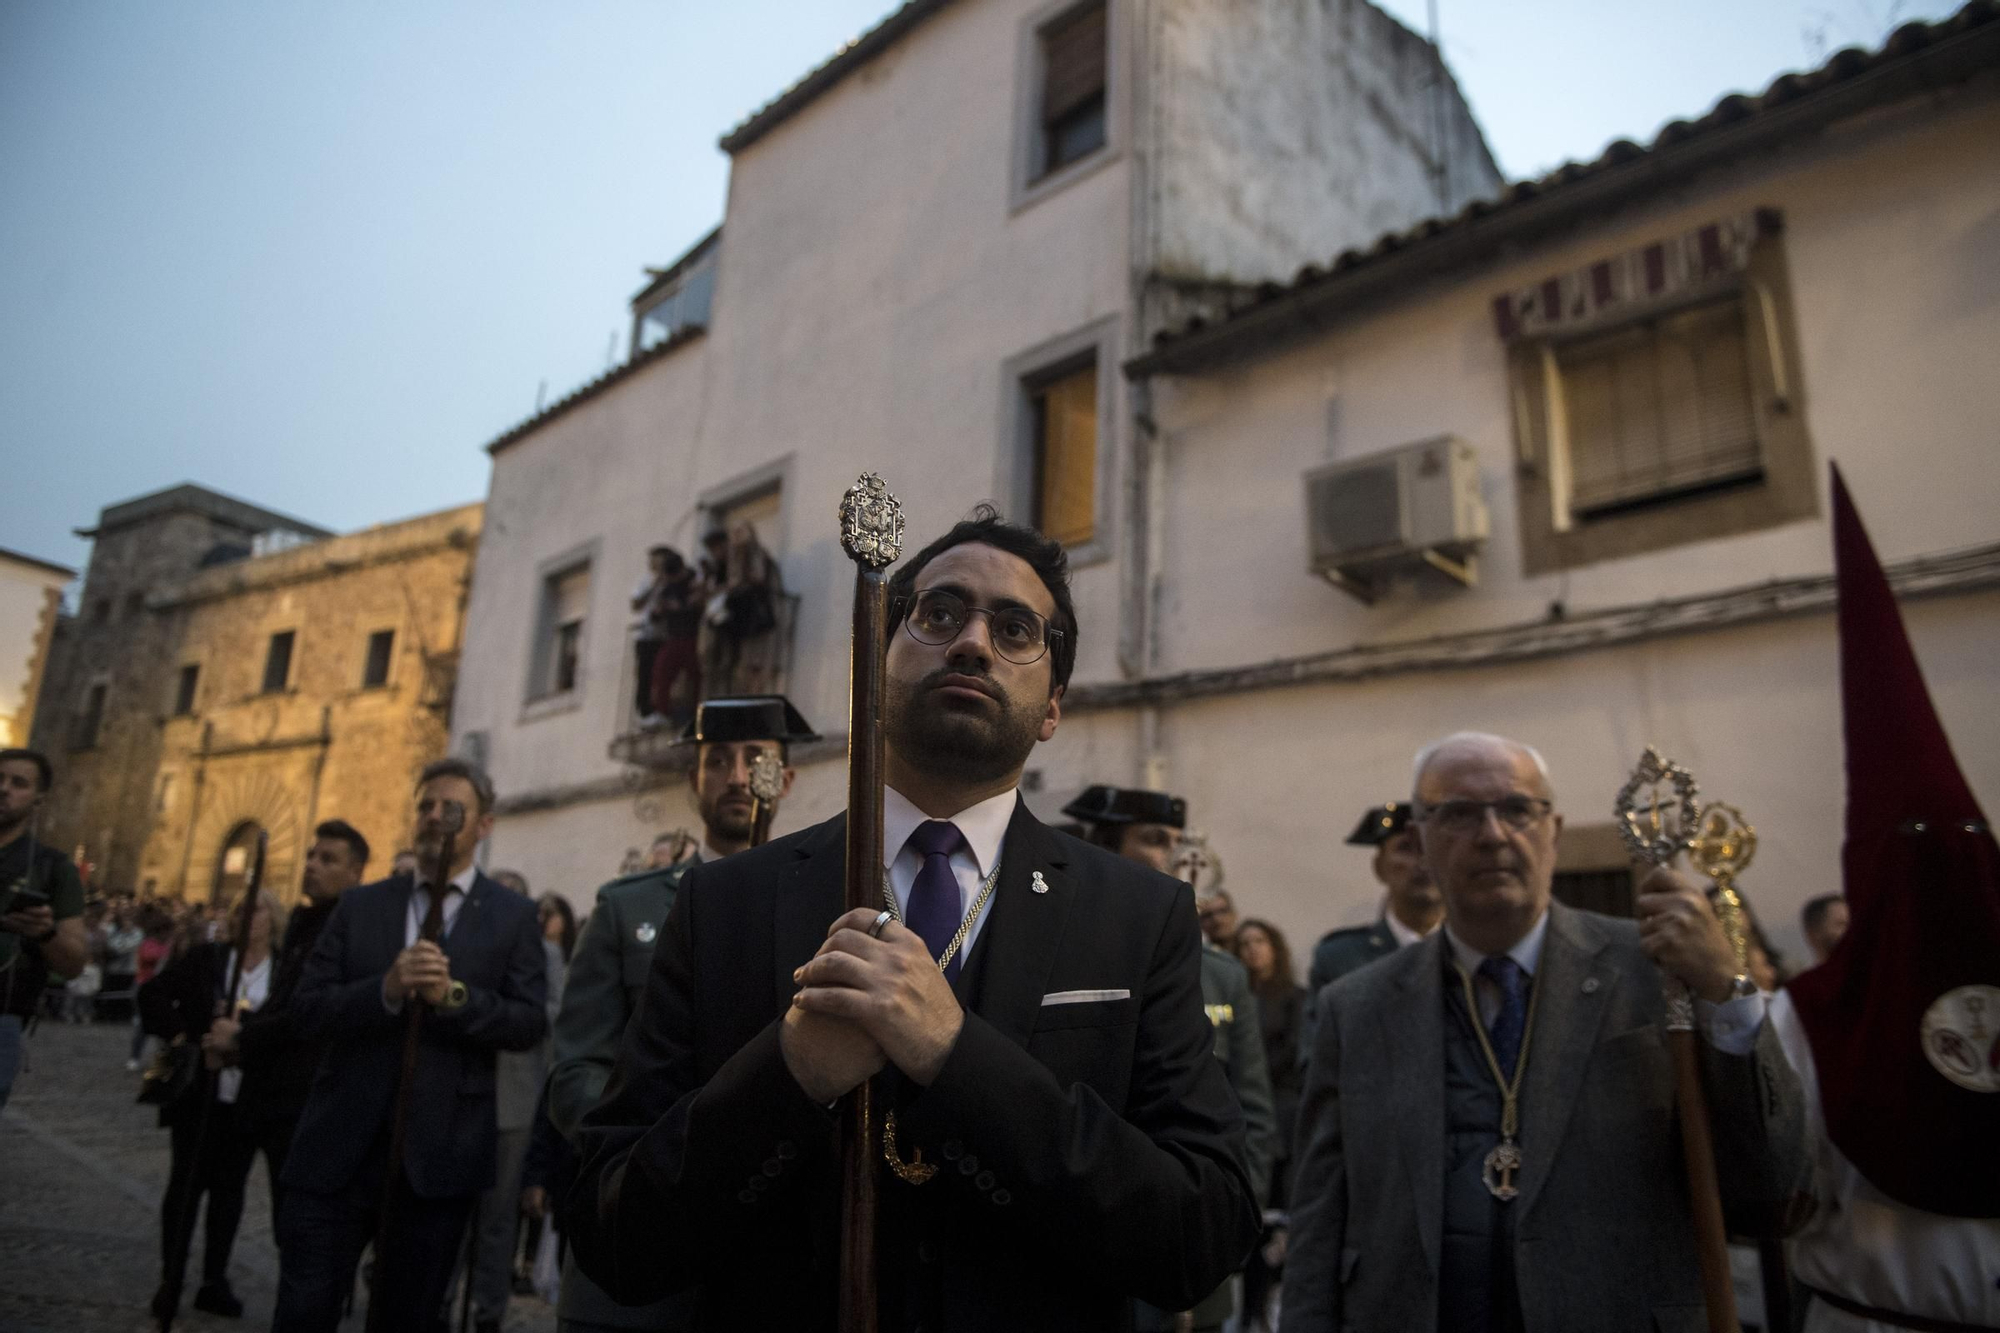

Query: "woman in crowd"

xmin=137 ymin=888 xmax=284 ymax=1324
xmin=127 ymin=904 xmax=176 ymax=1069
xmin=538 ymin=893 xmax=577 ymax=966
xmin=1233 ymin=917 xmax=1308 ymax=1332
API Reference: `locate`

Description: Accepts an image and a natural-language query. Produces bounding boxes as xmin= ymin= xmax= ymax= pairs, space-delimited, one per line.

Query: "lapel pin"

xmin=636 ymin=922 xmax=657 ymax=944
xmin=1031 ymin=871 xmax=1049 ymax=895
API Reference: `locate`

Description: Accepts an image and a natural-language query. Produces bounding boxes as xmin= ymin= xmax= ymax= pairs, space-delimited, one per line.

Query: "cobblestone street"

xmin=0 ymin=1020 xmax=558 ymax=1333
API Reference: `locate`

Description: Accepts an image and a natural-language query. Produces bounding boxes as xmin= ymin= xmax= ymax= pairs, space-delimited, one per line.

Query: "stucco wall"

xmin=1144 ymin=0 xmax=1499 ymax=293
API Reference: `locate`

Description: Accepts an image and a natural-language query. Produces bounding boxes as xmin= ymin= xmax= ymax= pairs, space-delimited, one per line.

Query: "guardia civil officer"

xmin=545 ymin=695 xmax=816 ymax=1333
xmin=1065 ymin=784 xmax=1277 ymax=1333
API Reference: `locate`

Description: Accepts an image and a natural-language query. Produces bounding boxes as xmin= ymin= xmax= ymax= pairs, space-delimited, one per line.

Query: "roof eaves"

xmin=719 ymin=0 xmax=959 ymax=155
xmin=1128 ymin=0 xmax=2000 ymax=378
xmin=484 ymin=324 xmax=708 ymax=457
xmin=0 ymin=545 xmax=77 ymax=578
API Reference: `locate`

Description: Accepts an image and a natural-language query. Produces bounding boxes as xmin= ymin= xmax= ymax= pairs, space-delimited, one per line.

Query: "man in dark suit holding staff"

xmin=272 ymin=758 xmax=548 ymax=1333
xmin=571 ymin=507 xmax=1259 ymax=1331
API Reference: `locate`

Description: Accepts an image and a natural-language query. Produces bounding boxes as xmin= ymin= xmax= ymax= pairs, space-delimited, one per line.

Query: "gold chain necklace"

xmin=881 ymin=853 xmax=1003 ymax=1185
xmin=1454 ymin=961 xmax=1541 ymax=1201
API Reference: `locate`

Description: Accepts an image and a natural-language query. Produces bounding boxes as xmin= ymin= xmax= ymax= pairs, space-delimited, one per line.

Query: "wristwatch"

xmin=1724 ymin=973 xmax=1758 ymax=1001
xmin=440 ymin=980 xmax=469 ymax=1011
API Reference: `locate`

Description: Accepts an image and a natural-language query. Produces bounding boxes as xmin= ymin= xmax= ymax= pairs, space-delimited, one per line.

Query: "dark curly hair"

xmin=885 ymin=504 xmax=1077 ymax=694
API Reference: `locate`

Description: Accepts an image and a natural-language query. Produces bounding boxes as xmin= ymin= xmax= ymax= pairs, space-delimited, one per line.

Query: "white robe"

xmin=1770 ymin=989 xmax=2000 ymax=1330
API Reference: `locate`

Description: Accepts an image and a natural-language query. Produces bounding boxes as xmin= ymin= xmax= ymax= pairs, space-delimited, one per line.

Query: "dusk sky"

xmin=4 ymin=0 xmax=1951 ymax=584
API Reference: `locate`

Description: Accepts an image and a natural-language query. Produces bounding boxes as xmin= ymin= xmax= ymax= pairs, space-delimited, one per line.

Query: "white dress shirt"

xmin=217 ymin=951 xmax=270 ymax=1105
xmin=1443 ymin=908 xmax=1764 ymax=1054
xmin=882 ymin=785 xmax=1017 ymax=967
xmin=382 ymin=864 xmax=479 ymax=1013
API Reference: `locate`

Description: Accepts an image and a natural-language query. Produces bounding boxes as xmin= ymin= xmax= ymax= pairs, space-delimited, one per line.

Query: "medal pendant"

xmin=1482 ymin=1139 xmax=1522 ymax=1201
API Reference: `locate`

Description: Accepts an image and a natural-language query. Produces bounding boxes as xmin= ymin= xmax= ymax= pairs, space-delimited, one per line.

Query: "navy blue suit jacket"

xmin=281 ymin=871 xmax=548 ymax=1200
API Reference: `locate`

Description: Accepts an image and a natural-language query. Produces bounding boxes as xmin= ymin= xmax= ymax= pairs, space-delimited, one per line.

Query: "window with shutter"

xmin=1558 ymin=297 xmax=1763 ymax=517
xmin=530 ymin=563 xmax=592 ymax=699
xmin=1031 ymin=361 xmax=1099 ymax=548
xmin=1038 ymin=3 xmax=1106 ymax=178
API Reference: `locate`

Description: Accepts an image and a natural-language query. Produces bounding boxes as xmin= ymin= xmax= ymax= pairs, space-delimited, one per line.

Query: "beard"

xmin=885 ymin=666 xmax=1044 ymax=787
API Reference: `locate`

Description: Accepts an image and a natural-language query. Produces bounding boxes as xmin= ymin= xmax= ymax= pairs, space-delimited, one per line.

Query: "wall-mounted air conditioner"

xmin=1303 ymin=436 xmax=1488 ymax=603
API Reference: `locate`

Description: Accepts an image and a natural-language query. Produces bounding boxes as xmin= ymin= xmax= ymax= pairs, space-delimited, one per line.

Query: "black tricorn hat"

xmin=1345 ymin=802 xmax=1412 ymax=847
xmin=674 ymin=695 xmax=820 ymax=747
xmin=1061 ymin=785 xmax=1187 ymax=830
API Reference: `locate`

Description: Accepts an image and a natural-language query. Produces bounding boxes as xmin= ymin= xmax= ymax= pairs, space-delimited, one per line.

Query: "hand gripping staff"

xmin=366 ymin=799 xmax=463 ymax=1333
xmin=836 ymin=473 xmax=905 ymax=1333
xmin=1613 ymin=748 xmax=1740 ymax=1333
xmin=158 ymin=830 xmax=266 ymax=1333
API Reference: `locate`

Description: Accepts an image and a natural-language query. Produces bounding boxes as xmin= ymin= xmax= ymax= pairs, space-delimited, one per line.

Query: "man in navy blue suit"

xmin=272 ymin=758 xmax=548 ymax=1333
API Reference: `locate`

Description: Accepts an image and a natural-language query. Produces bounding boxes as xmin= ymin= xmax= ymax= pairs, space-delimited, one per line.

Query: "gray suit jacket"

xmin=1282 ymin=902 xmax=1806 ymax=1333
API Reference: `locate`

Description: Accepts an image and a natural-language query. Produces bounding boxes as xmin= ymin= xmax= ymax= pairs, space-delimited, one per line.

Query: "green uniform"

xmin=1139 ymin=944 xmax=1278 ymax=1333
xmin=547 ymin=858 xmax=697 ymax=1331
xmin=1299 ymin=917 xmax=1400 ymax=1069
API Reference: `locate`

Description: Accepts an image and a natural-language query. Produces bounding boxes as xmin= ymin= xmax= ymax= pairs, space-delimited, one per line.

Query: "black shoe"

xmin=149 ymin=1282 xmax=180 ymax=1325
xmin=474 ymin=1320 xmax=501 ymax=1333
xmin=192 ymin=1282 xmax=244 ymax=1318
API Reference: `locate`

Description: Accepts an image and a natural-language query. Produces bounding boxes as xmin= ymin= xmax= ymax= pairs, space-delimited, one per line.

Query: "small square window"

xmin=1036 ymin=4 xmax=1107 ymax=180
xmin=1028 ymin=360 xmax=1099 ymax=548
xmin=530 ymin=564 xmax=591 ymax=700
xmin=262 ymin=631 xmax=295 ymax=694
xmin=173 ymin=664 xmax=199 ymax=716
xmin=362 ymin=630 xmax=395 ymax=689
xmin=74 ymin=682 xmax=107 ymax=749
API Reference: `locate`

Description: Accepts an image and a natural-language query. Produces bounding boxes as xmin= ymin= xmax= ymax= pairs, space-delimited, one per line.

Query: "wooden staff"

xmin=159 ymin=831 xmax=266 ymax=1333
xmin=367 ymin=800 xmax=463 ymax=1333
xmin=1615 ymin=748 xmax=1740 ymax=1333
xmin=836 ymin=472 xmax=904 ymax=1333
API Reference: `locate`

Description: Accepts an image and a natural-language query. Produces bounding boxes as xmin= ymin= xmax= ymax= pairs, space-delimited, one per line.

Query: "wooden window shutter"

xmin=1560 ymin=296 xmax=1761 ymax=514
xmin=1042 ymin=4 xmax=1107 ymax=123
xmin=1035 ymin=363 xmax=1098 ymax=547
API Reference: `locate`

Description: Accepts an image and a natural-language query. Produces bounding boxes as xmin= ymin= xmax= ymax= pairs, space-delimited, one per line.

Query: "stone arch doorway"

xmin=212 ymin=821 xmax=266 ymax=904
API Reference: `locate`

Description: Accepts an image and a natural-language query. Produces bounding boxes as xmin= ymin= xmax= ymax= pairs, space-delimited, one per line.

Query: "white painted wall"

xmin=1120 ymin=88 xmax=2000 ymax=969
xmin=0 ymin=554 xmax=71 ymax=747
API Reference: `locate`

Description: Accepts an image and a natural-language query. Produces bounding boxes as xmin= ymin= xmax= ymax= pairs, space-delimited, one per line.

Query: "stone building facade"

xmin=33 ymin=486 xmax=481 ymax=901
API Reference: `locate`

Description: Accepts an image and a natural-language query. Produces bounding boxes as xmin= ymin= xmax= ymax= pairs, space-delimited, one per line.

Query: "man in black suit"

xmin=273 ymin=759 xmax=548 ymax=1333
xmin=201 ymin=818 xmax=370 ymax=1218
xmin=571 ymin=507 xmax=1260 ymax=1331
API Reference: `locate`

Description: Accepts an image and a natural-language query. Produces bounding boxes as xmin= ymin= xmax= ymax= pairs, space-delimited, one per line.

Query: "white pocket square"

xmin=1040 ymin=988 xmax=1132 ymax=1006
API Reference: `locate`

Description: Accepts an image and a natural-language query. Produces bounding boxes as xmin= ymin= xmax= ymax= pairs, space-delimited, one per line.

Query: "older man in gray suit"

xmin=1284 ymin=733 xmax=1806 ymax=1333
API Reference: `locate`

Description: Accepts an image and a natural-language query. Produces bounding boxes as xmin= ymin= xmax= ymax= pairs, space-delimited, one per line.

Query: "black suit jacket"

xmin=570 ymin=800 xmax=1260 ymax=1332
xmin=281 ymin=872 xmax=547 ymax=1200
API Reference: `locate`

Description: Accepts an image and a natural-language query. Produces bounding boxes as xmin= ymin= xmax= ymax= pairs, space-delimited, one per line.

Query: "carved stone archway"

xmin=189 ymin=769 xmax=304 ymax=904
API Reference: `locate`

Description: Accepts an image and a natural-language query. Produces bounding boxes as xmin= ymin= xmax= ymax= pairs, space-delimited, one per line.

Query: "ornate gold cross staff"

xmin=747 ymin=749 xmax=785 ymax=849
xmin=837 ymin=472 xmax=903 ymax=1333
xmin=1614 ymin=748 xmax=1741 ymax=1333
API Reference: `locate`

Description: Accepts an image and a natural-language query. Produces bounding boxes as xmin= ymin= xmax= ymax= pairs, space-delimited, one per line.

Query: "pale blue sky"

xmin=2 ymin=0 xmax=1953 ymax=580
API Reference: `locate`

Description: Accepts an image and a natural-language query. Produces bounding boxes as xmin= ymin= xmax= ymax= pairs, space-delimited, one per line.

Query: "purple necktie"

xmin=903 ymin=820 xmax=966 ymax=981
xmin=1479 ymin=955 xmax=1530 ymax=1080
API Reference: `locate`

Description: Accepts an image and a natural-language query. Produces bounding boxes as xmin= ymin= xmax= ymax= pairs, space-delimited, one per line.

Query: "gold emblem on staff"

xmin=839 ymin=472 xmax=905 ymax=569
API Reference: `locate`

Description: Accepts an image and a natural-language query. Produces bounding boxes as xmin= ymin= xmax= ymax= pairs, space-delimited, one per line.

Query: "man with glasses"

xmin=1283 ymin=732 xmax=1806 ymax=1333
xmin=570 ymin=506 xmax=1259 ymax=1331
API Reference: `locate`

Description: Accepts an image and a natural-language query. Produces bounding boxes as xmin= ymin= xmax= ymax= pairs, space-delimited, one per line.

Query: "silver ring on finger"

xmin=868 ymin=909 xmax=895 ymax=939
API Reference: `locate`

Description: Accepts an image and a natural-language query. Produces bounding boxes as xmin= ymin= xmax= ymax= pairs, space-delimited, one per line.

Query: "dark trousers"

xmin=633 ymin=639 xmax=662 ymax=716
xmin=160 ymin=1099 xmax=285 ymax=1293
xmin=273 ymin=1143 xmax=474 ymax=1333
xmin=648 ymin=635 xmax=700 ymax=723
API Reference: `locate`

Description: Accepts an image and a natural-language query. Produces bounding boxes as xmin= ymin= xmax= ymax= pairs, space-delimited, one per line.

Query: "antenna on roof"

xmin=606 ymin=329 xmax=619 ymax=371
xmin=1426 ymin=0 xmax=1450 ymax=213
xmin=535 ymin=380 xmax=548 ymax=414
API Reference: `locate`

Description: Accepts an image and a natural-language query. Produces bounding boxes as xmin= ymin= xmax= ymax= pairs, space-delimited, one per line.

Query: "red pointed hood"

xmin=1786 ymin=466 xmax=2000 ymax=1217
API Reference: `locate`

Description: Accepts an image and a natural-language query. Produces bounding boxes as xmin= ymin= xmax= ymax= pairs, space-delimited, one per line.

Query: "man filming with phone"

xmin=0 ymin=748 xmax=88 ymax=1111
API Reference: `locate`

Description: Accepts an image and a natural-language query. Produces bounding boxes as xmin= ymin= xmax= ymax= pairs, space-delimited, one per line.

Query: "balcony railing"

xmin=608 ymin=591 xmax=801 ymax=768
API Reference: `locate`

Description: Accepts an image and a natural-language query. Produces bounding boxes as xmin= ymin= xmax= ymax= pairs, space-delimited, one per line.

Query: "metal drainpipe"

xmin=1128 ymin=376 xmax=1168 ymax=793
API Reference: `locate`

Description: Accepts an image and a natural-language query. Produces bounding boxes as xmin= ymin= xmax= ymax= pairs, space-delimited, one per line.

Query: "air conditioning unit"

xmin=1303 ymin=436 xmax=1488 ymax=603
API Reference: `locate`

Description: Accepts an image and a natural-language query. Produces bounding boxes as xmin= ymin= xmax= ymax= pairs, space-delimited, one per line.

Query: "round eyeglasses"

xmin=902 ymin=589 xmax=1061 ymax=666
xmin=1414 ymin=796 xmax=1555 ymax=834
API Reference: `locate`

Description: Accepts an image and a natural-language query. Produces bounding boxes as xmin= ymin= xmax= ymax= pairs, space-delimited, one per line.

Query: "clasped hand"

xmin=200 ymin=1015 xmax=241 ymax=1071
xmin=779 ymin=908 xmax=964 ymax=1103
xmin=1634 ymin=866 xmax=1739 ymax=1003
xmin=0 ymin=903 xmax=54 ymax=939
xmin=384 ymin=939 xmax=454 ymax=1007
